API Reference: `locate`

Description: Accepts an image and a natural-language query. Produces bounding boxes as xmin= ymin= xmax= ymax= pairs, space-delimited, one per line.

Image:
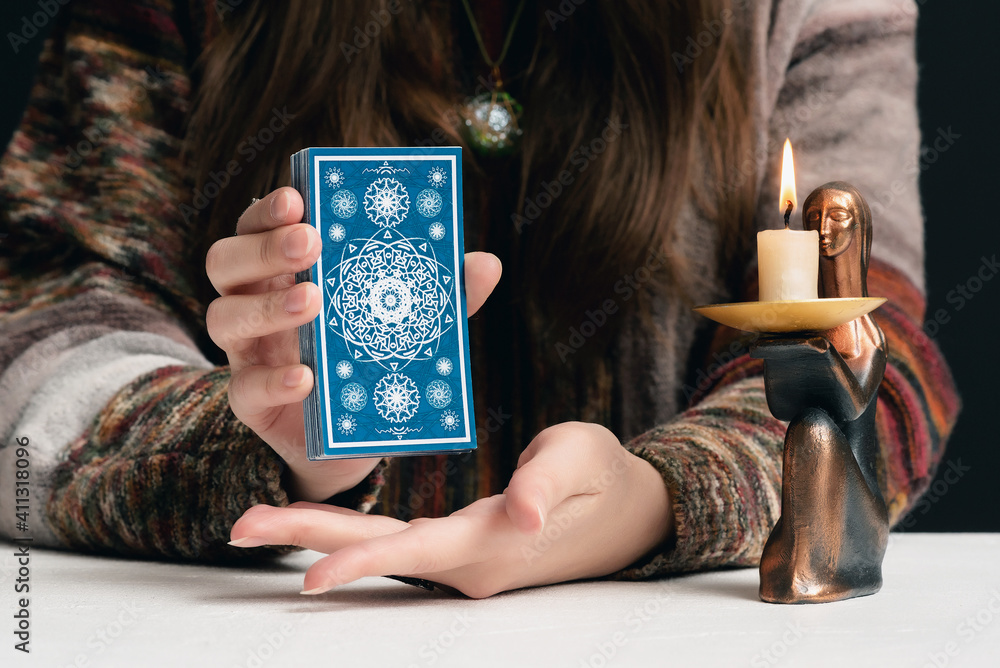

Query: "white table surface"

xmin=2 ymin=533 xmax=998 ymax=667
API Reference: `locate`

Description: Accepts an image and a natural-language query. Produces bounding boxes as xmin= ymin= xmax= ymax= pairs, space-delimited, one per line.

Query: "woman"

xmin=0 ymin=0 xmax=958 ymax=598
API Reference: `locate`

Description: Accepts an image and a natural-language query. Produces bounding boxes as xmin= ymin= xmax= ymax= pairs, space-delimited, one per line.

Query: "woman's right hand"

xmin=205 ymin=187 xmax=501 ymax=503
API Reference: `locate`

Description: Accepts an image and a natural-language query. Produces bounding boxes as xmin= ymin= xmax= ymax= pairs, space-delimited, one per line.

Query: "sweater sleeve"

xmin=0 ymin=1 xmax=385 ymax=559
xmin=611 ymin=0 xmax=960 ymax=577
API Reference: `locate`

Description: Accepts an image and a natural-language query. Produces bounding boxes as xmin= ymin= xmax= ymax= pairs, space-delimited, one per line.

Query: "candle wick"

xmin=783 ymin=200 xmax=793 ymax=229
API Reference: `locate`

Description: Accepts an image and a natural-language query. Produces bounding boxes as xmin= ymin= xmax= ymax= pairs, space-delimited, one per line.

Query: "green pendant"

xmin=460 ymin=91 xmax=524 ymax=157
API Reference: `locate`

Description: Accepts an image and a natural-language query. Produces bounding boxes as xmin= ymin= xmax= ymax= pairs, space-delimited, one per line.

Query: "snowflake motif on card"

xmin=425 ymin=380 xmax=452 ymax=409
xmin=428 ymin=166 xmax=448 ymax=188
xmin=336 ymin=414 xmax=357 ymax=435
xmin=325 ymin=167 xmax=345 ymax=188
xmin=440 ymin=410 xmax=460 ymax=431
xmin=364 ymin=178 xmax=410 ymax=228
xmin=340 ymin=383 xmax=367 ymax=412
xmin=415 ymin=189 xmax=443 ymax=219
xmin=335 ymin=360 xmax=354 ymax=379
xmin=435 ymin=357 xmax=453 ymax=376
xmin=373 ymin=373 xmax=420 ymax=423
xmin=329 ymin=224 xmax=347 ymax=243
xmin=331 ymin=190 xmax=358 ymax=219
xmin=428 ymin=222 xmax=447 ymax=241
xmin=327 ymin=229 xmax=457 ymax=370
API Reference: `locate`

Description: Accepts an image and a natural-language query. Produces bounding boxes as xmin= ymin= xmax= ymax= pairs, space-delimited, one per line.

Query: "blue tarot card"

xmin=292 ymin=147 xmax=475 ymax=459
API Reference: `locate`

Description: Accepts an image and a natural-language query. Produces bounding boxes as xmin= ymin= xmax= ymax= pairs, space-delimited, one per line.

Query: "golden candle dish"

xmin=693 ymin=297 xmax=887 ymax=333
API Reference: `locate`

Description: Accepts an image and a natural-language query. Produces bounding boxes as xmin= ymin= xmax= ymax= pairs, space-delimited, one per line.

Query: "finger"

xmin=236 ymin=187 xmax=303 ymax=236
xmin=464 ymin=252 xmax=501 ymax=317
xmin=206 ymin=282 xmax=320 ymax=356
xmin=229 ymin=504 xmax=409 ymax=552
xmin=300 ymin=514 xmax=496 ymax=595
xmin=504 ymin=423 xmax=618 ymax=534
xmin=285 ymin=502 xmax=372 ymax=517
xmin=228 ymin=364 xmax=315 ymax=423
xmin=206 ymin=223 xmax=321 ymax=296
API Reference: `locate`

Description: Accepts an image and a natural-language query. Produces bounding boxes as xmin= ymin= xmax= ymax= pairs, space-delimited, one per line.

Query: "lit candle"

xmin=757 ymin=139 xmax=819 ymax=301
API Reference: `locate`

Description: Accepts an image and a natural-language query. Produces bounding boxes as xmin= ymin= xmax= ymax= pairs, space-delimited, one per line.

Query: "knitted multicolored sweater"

xmin=0 ymin=0 xmax=959 ymax=579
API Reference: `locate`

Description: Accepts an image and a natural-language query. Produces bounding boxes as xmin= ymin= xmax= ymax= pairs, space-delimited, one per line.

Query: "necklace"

xmin=458 ymin=0 xmax=528 ymax=156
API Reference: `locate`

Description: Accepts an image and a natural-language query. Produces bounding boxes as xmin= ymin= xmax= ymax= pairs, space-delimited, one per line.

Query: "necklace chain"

xmin=458 ymin=0 xmax=528 ymax=72
xmin=457 ymin=0 xmax=528 ymax=156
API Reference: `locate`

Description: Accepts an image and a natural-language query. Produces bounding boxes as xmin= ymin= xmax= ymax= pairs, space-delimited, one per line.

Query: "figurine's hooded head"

xmin=803 ymin=181 xmax=872 ymax=298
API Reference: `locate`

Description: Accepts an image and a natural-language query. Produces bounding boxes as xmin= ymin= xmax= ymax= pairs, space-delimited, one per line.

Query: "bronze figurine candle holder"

xmin=695 ymin=182 xmax=889 ymax=604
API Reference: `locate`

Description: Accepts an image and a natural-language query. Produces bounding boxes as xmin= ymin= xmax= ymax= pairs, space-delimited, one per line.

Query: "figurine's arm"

xmin=749 ymin=334 xmax=881 ymax=423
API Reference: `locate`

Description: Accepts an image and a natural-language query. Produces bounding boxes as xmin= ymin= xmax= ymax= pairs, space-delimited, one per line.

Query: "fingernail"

xmin=282 ymin=228 xmax=313 ymax=260
xmin=229 ymin=537 xmax=268 ymax=548
xmin=301 ymin=584 xmax=333 ymax=596
xmin=283 ymin=367 xmax=307 ymax=388
xmin=270 ymin=191 xmax=290 ymax=222
xmin=284 ymin=284 xmax=310 ymax=312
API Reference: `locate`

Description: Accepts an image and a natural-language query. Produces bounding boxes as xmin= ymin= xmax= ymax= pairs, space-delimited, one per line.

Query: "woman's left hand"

xmin=229 ymin=422 xmax=674 ymax=598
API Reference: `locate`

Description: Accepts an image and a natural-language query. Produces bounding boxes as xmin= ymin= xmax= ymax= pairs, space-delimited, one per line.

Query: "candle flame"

xmin=779 ymin=138 xmax=797 ymax=216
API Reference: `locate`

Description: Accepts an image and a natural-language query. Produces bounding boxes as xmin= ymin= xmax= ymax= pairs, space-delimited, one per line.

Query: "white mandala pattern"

xmin=373 ymin=373 xmax=420 ymax=423
xmin=325 ymin=167 xmax=345 ymax=188
xmin=425 ymin=380 xmax=452 ymax=409
xmin=340 ymin=383 xmax=367 ymax=412
xmin=331 ymin=189 xmax=358 ymax=219
xmin=428 ymin=222 xmax=446 ymax=241
xmin=328 ymin=230 xmax=456 ymax=369
xmin=415 ymin=189 xmax=443 ymax=218
xmin=337 ymin=414 xmax=357 ymax=435
xmin=335 ymin=360 xmax=354 ymax=379
xmin=435 ymin=357 xmax=453 ymax=376
xmin=428 ymin=166 xmax=448 ymax=188
xmin=440 ymin=410 xmax=460 ymax=431
xmin=329 ymin=224 xmax=347 ymax=243
xmin=364 ymin=178 xmax=410 ymax=228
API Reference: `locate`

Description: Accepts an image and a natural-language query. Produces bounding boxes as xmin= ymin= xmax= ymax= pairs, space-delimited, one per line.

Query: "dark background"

xmin=1 ymin=2 xmax=997 ymax=531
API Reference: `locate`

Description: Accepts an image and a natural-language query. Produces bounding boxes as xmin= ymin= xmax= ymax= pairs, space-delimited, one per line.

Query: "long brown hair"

xmin=188 ymin=0 xmax=754 ymax=310
xmin=186 ymin=0 xmax=756 ymax=363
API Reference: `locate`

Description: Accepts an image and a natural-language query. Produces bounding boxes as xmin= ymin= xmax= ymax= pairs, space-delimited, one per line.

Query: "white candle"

xmin=757 ymin=229 xmax=819 ymax=301
xmin=756 ymin=138 xmax=819 ymax=301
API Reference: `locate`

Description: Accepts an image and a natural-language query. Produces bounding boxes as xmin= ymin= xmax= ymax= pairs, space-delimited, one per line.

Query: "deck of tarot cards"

xmin=291 ymin=147 xmax=476 ymax=459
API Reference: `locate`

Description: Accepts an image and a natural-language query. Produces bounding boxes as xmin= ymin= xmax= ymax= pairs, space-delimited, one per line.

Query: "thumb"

xmin=503 ymin=424 xmax=599 ymax=535
xmin=464 ymin=252 xmax=501 ymax=317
